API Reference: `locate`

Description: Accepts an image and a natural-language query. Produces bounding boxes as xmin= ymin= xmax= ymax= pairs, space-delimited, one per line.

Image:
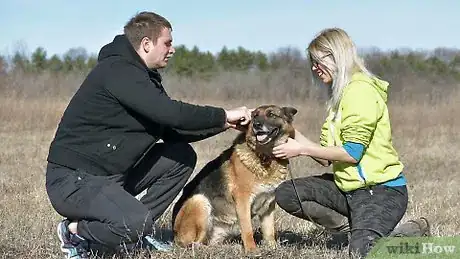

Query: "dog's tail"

xmin=173 ymin=194 xmax=212 ymax=247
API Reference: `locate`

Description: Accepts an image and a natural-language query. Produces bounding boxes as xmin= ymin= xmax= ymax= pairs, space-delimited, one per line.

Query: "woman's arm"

xmin=273 ymin=129 xmax=359 ymax=165
xmin=300 ymin=142 xmax=358 ymax=164
xmin=293 ymin=130 xmax=331 ymax=166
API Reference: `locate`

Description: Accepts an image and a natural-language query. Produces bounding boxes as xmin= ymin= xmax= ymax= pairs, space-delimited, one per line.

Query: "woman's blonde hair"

xmin=307 ymin=28 xmax=374 ymax=113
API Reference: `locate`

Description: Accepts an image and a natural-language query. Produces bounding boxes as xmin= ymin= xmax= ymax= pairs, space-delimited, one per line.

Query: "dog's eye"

xmin=267 ymin=111 xmax=276 ymax=118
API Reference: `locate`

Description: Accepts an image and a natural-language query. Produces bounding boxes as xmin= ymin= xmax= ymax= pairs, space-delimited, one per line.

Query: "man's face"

xmin=141 ymin=27 xmax=175 ymax=69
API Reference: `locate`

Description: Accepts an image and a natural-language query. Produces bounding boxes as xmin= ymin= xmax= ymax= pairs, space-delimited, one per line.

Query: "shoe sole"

xmin=57 ymin=222 xmax=74 ymax=259
xmin=144 ymin=236 xmax=173 ymax=252
xmin=418 ymin=217 xmax=431 ymax=236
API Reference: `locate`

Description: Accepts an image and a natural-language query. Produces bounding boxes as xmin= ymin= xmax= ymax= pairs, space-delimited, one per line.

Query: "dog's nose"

xmin=253 ymin=120 xmax=262 ymax=129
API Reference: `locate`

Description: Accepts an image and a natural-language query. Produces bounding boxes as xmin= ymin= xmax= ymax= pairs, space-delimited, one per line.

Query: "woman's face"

xmin=311 ymin=54 xmax=333 ymax=85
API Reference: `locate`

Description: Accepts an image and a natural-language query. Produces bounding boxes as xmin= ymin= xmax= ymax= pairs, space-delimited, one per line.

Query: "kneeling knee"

xmin=170 ymin=143 xmax=197 ymax=169
xmin=275 ymin=181 xmax=292 ymax=200
xmin=275 ymin=181 xmax=299 ymax=213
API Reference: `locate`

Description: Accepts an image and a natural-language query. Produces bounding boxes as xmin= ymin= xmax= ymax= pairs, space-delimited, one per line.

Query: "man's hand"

xmin=224 ymin=107 xmax=252 ymax=130
xmin=272 ymin=138 xmax=305 ymax=159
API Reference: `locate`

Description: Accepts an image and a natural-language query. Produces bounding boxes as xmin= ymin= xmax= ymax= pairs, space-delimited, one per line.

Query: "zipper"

xmin=356 ymin=163 xmax=367 ymax=184
xmin=131 ymin=137 xmax=159 ymax=169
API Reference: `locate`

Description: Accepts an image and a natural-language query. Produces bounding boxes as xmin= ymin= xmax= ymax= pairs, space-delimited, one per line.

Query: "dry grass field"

xmin=0 ymin=70 xmax=459 ymax=258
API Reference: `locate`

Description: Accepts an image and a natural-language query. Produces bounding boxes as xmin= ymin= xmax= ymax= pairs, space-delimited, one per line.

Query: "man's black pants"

xmin=275 ymin=173 xmax=408 ymax=258
xmin=45 ymin=142 xmax=196 ymax=249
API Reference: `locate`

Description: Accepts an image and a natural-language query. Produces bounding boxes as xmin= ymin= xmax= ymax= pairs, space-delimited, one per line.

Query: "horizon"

xmin=1 ymin=1 xmax=459 ymax=58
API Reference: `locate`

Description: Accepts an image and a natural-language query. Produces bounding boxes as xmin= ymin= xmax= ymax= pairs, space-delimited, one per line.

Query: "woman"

xmin=273 ymin=28 xmax=430 ymax=258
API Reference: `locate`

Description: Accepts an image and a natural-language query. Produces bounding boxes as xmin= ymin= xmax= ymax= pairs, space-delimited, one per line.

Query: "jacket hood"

xmin=351 ymin=72 xmax=389 ymax=102
xmin=97 ymin=34 xmax=163 ymax=83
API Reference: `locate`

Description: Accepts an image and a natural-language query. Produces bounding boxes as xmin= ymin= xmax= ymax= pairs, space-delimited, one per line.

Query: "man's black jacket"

xmin=47 ymin=35 xmax=227 ymax=176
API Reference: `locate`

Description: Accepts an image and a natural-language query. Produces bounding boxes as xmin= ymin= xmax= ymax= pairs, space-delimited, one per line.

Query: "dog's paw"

xmin=262 ymin=239 xmax=278 ymax=249
xmin=244 ymin=247 xmax=263 ymax=258
xmin=188 ymin=242 xmax=203 ymax=248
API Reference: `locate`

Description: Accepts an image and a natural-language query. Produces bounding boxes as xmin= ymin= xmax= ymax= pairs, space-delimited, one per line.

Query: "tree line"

xmin=1 ymin=44 xmax=459 ymax=83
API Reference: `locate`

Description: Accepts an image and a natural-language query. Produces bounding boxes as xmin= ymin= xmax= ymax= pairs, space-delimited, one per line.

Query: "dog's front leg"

xmin=260 ymin=200 xmax=277 ymax=248
xmin=233 ymin=192 xmax=259 ymax=254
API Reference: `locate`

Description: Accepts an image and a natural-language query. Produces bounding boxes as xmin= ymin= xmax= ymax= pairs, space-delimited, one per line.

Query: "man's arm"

xmin=161 ymin=126 xmax=227 ymax=143
xmin=106 ymin=62 xmax=227 ymax=131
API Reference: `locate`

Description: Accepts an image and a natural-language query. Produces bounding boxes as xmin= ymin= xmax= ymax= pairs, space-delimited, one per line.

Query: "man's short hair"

xmin=124 ymin=11 xmax=172 ymax=48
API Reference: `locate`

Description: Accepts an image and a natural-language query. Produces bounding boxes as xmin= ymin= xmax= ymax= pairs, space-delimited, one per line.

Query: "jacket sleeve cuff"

xmin=212 ymin=107 xmax=227 ymax=128
xmin=343 ymin=141 xmax=365 ymax=162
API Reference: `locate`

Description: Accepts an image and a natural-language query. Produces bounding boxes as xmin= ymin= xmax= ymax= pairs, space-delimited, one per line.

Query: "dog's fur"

xmin=172 ymin=105 xmax=298 ymax=254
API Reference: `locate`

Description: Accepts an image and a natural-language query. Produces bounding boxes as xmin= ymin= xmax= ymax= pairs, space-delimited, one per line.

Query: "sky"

xmin=1 ymin=0 xmax=459 ymax=58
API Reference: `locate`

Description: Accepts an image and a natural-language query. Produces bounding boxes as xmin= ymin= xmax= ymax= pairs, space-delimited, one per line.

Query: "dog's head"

xmin=245 ymin=105 xmax=297 ymax=155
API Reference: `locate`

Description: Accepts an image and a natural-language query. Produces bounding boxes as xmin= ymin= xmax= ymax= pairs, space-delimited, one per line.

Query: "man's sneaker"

xmin=57 ymin=219 xmax=90 ymax=259
xmin=143 ymin=235 xmax=173 ymax=252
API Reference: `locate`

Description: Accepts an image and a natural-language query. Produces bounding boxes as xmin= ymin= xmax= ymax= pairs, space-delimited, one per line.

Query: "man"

xmin=45 ymin=11 xmax=252 ymax=259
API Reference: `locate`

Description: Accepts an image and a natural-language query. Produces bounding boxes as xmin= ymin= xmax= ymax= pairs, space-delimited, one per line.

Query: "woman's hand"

xmin=272 ymin=138 xmax=305 ymax=159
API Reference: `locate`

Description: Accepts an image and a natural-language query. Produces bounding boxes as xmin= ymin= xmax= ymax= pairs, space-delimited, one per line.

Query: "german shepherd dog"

xmin=172 ymin=105 xmax=298 ymax=254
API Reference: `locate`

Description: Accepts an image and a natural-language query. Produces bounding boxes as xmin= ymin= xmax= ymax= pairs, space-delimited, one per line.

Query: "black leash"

xmin=287 ymin=163 xmax=331 ymax=233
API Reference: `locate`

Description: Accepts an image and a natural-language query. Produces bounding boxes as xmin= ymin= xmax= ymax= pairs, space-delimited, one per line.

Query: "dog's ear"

xmin=282 ymin=106 xmax=298 ymax=122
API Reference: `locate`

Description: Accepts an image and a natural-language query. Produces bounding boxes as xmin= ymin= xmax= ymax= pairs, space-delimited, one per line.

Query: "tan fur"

xmin=172 ymin=194 xmax=211 ymax=247
xmin=173 ymin=105 xmax=297 ymax=254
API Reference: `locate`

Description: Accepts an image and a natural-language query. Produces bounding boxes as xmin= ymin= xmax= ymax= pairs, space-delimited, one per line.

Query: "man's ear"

xmin=140 ymin=36 xmax=151 ymax=52
xmin=282 ymin=106 xmax=298 ymax=122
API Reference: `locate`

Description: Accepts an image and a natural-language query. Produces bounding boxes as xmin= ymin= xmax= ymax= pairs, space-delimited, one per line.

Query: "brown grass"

xmin=0 ymin=71 xmax=459 ymax=258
